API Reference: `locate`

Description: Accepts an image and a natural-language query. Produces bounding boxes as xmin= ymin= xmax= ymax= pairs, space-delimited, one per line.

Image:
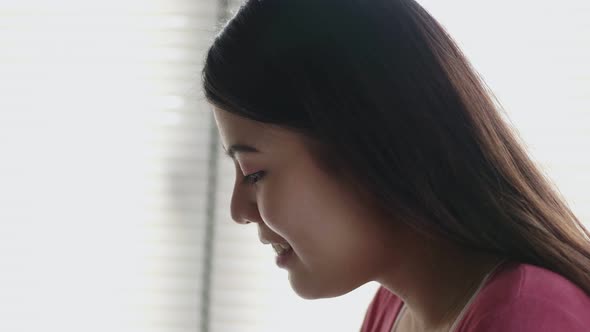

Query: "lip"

xmin=259 ymin=237 xmax=296 ymax=268
xmin=275 ymin=247 xmax=295 ymax=268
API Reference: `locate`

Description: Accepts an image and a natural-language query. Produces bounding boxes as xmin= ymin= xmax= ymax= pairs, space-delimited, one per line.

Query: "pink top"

xmin=360 ymin=260 xmax=590 ymax=331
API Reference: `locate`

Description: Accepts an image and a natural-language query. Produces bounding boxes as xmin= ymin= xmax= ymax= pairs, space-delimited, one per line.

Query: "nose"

xmin=229 ymin=181 xmax=261 ymax=225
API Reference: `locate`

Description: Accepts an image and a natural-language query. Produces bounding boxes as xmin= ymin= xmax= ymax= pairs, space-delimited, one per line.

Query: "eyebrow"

xmin=223 ymin=144 xmax=260 ymax=159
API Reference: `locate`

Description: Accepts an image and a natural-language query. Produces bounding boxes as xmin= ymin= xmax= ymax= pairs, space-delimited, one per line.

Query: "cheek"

xmin=257 ymin=182 xmax=299 ymax=231
xmin=256 ymin=165 xmax=386 ymax=259
xmin=260 ymin=177 xmax=347 ymax=249
xmin=256 ymin=173 xmax=321 ymax=241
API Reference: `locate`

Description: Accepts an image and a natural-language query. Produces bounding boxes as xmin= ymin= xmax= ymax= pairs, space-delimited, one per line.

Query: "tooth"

xmin=272 ymin=244 xmax=283 ymax=255
xmin=280 ymin=244 xmax=291 ymax=250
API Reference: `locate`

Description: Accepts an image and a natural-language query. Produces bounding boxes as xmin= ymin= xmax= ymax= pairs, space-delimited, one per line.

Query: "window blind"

xmin=0 ymin=1 xmax=220 ymax=331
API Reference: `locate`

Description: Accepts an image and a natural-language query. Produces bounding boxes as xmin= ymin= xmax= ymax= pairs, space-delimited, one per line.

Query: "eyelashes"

xmin=242 ymin=171 xmax=266 ymax=185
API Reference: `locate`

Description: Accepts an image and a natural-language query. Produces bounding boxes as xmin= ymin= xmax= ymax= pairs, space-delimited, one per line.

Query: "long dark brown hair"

xmin=202 ymin=0 xmax=590 ymax=294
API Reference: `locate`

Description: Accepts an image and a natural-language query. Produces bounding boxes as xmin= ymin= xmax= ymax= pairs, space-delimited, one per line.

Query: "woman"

xmin=201 ymin=0 xmax=590 ymax=331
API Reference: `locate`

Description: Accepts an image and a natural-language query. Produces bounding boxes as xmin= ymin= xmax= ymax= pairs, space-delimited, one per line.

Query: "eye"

xmin=242 ymin=171 xmax=266 ymax=185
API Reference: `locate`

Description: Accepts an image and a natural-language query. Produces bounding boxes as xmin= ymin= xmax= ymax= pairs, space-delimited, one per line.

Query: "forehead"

xmin=212 ymin=107 xmax=299 ymax=152
xmin=213 ymin=107 xmax=268 ymax=142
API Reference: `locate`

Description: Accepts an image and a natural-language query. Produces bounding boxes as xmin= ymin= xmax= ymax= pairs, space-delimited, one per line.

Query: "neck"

xmin=377 ymin=231 xmax=503 ymax=331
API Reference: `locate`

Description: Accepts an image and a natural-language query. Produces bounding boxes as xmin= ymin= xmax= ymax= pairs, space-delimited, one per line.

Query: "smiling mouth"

xmin=273 ymin=243 xmax=295 ymax=268
xmin=271 ymin=243 xmax=292 ymax=256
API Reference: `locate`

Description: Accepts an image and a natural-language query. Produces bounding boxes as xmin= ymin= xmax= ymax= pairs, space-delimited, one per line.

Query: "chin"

xmin=289 ymin=273 xmax=359 ymax=300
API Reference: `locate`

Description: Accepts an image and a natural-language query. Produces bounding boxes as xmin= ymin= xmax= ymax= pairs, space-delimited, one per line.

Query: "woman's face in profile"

xmin=213 ymin=107 xmax=407 ymax=299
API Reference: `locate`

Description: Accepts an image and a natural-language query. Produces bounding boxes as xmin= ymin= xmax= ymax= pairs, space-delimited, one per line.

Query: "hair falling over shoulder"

xmin=202 ymin=0 xmax=590 ymax=293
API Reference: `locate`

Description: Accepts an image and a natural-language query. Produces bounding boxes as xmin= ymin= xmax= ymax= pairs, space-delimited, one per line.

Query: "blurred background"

xmin=0 ymin=0 xmax=588 ymax=331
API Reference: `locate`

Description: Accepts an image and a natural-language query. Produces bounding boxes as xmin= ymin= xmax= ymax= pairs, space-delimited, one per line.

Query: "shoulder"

xmin=360 ymin=286 xmax=403 ymax=332
xmin=458 ymin=261 xmax=590 ymax=332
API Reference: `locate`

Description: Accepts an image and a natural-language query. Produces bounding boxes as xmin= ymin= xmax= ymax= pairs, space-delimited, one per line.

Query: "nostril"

xmin=230 ymin=192 xmax=259 ymax=225
xmin=234 ymin=216 xmax=254 ymax=225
